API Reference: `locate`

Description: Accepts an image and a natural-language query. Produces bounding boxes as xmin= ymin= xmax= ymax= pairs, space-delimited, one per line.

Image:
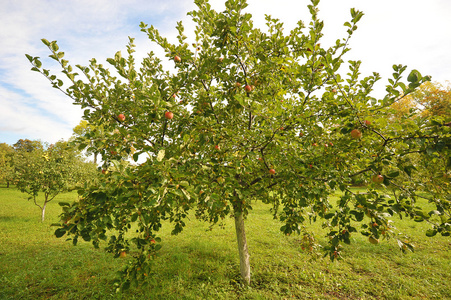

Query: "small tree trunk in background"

xmin=234 ymin=210 xmax=251 ymax=285
xmin=41 ymin=202 xmax=47 ymax=222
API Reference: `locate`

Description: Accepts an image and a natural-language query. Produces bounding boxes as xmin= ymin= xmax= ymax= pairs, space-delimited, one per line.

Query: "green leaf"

xmin=387 ymin=171 xmax=399 ymax=178
xmin=407 ymin=69 xmax=421 ymax=83
xmin=55 ymin=228 xmax=66 ymax=238
xmin=50 ymin=41 xmax=59 ymax=52
xmin=41 ymin=38 xmax=50 ymax=46
xmin=426 ymin=229 xmax=437 ymax=237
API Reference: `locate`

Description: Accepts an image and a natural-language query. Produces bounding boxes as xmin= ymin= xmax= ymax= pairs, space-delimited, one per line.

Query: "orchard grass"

xmin=0 ymin=185 xmax=450 ymax=299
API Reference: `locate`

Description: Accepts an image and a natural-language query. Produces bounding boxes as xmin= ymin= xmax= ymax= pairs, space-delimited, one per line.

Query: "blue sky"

xmin=1 ymin=0 xmax=450 ymax=147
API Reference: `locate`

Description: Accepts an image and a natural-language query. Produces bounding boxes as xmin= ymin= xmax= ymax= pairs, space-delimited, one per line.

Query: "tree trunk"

xmin=234 ymin=210 xmax=251 ymax=285
xmin=41 ymin=202 xmax=47 ymax=222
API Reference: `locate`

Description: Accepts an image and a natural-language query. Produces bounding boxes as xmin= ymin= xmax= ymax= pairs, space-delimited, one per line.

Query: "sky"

xmin=1 ymin=0 xmax=450 ymax=147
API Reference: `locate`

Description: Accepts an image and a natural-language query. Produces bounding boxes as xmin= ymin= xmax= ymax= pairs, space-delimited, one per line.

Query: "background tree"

xmin=13 ymin=139 xmax=44 ymax=152
xmin=27 ymin=0 xmax=450 ymax=288
xmin=389 ymin=81 xmax=451 ymax=195
xmin=71 ymin=120 xmax=104 ymax=164
xmin=14 ymin=140 xmax=97 ymax=222
xmin=0 ymin=143 xmax=15 ymax=188
xmin=390 ymin=81 xmax=451 ymax=120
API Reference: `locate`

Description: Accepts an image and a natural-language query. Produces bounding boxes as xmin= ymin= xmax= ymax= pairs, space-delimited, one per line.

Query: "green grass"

xmin=1 ymin=186 xmax=450 ymax=299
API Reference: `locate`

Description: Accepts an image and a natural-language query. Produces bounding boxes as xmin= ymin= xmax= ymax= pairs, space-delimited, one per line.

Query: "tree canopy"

xmin=27 ymin=0 xmax=450 ymax=289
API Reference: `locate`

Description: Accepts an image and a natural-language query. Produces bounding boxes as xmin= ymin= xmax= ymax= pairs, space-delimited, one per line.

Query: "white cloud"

xmin=0 ymin=0 xmax=450 ymax=146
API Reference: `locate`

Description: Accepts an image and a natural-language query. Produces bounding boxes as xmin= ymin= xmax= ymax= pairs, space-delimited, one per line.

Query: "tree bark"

xmin=41 ymin=202 xmax=47 ymax=222
xmin=234 ymin=210 xmax=251 ymax=285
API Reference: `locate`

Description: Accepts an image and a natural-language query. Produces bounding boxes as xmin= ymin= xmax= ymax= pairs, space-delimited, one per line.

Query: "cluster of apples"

xmin=350 ymin=120 xmax=371 ymax=140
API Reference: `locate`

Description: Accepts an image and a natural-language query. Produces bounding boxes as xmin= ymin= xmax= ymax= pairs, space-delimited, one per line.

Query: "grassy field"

xmin=0 ymin=186 xmax=450 ymax=299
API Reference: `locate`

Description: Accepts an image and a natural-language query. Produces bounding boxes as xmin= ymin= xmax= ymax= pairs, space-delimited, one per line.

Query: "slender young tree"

xmin=15 ymin=141 xmax=96 ymax=222
xmin=27 ymin=0 xmax=450 ymax=288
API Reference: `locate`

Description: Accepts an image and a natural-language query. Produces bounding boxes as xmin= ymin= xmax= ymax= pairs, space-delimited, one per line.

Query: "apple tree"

xmin=0 ymin=143 xmax=15 ymax=188
xmin=14 ymin=140 xmax=96 ymax=222
xmin=27 ymin=0 xmax=450 ymax=288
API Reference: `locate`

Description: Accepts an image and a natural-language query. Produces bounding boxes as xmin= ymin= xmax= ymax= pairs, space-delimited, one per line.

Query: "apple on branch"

xmin=350 ymin=129 xmax=362 ymax=139
xmin=165 ymin=111 xmax=174 ymax=119
xmin=118 ymin=114 xmax=125 ymax=122
xmin=372 ymin=174 xmax=384 ymax=184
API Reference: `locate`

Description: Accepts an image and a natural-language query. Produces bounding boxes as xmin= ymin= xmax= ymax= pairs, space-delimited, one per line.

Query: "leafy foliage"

xmin=27 ymin=0 xmax=450 ymax=289
xmin=14 ymin=140 xmax=97 ymax=221
xmin=0 ymin=143 xmax=15 ymax=187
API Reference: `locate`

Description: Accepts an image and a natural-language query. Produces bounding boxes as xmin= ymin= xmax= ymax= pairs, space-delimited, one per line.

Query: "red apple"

xmin=332 ymin=88 xmax=337 ymax=93
xmin=364 ymin=120 xmax=371 ymax=126
xmin=312 ymin=143 xmax=318 ymax=147
xmin=372 ymin=174 xmax=384 ymax=184
xmin=350 ymin=129 xmax=362 ymax=139
xmin=235 ymin=82 xmax=242 ymax=88
xmin=244 ymin=85 xmax=252 ymax=92
xmin=165 ymin=111 xmax=174 ymax=119
xmin=269 ymin=169 xmax=276 ymax=175
xmin=174 ymin=55 xmax=181 ymax=63
xmin=118 ymin=114 xmax=125 ymax=122
xmin=101 ymin=169 xmax=106 ymax=174
xmin=299 ymin=132 xmax=304 ymax=137
xmin=215 ymin=145 xmax=220 ymax=150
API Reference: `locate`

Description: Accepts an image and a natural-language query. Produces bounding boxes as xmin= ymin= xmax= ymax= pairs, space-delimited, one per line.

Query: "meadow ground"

xmin=0 ymin=185 xmax=450 ymax=299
